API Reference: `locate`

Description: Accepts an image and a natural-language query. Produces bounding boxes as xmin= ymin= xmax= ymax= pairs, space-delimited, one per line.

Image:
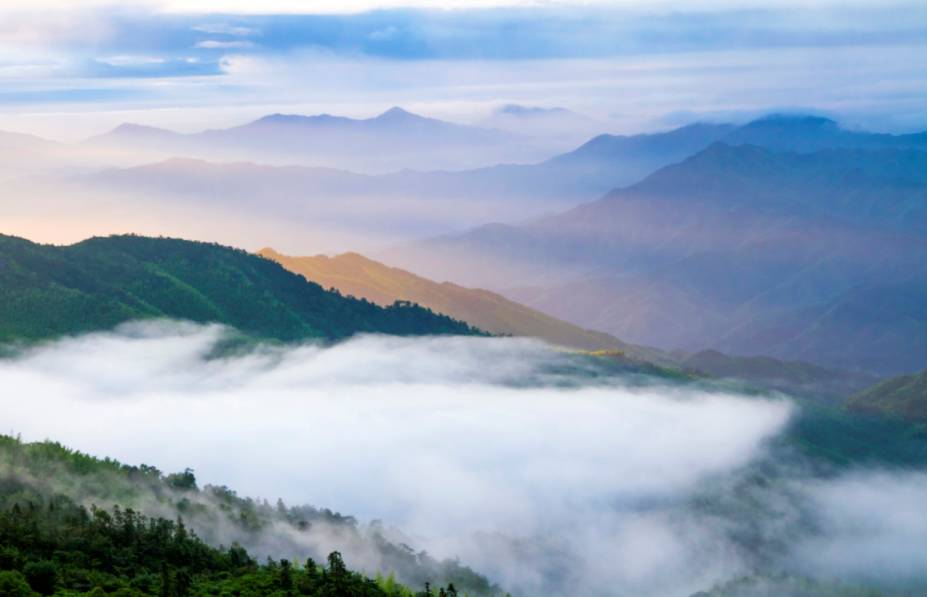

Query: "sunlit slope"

xmin=0 ymin=234 xmax=477 ymax=342
xmin=259 ymin=248 xmax=655 ymax=355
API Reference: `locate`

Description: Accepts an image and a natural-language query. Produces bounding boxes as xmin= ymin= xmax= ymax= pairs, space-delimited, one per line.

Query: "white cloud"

xmin=95 ymin=54 xmax=166 ymax=66
xmin=0 ymin=322 xmax=793 ymax=596
xmin=192 ymin=23 xmax=260 ymax=36
xmin=195 ymin=40 xmax=255 ymax=49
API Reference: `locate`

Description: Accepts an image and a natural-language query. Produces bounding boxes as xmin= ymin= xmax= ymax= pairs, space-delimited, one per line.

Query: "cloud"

xmin=0 ymin=2 xmax=925 ymax=137
xmin=791 ymin=472 xmax=927 ymax=585
xmin=3 ymin=322 xmax=927 ymax=595
xmin=195 ymin=40 xmax=255 ymax=49
xmin=96 ymin=55 xmax=165 ymax=66
xmin=192 ymin=23 xmax=260 ymax=36
xmin=1 ymin=321 xmax=793 ymax=596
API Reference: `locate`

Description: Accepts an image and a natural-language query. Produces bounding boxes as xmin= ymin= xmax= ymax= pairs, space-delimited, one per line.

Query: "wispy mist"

xmin=3 ymin=322 xmax=924 ymax=595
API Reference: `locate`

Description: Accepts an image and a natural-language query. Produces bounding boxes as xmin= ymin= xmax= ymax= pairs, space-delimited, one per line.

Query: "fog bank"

xmin=3 ymin=322 xmax=924 ymax=595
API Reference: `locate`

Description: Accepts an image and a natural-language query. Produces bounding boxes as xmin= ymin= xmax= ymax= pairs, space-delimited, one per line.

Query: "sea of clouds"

xmin=2 ymin=321 xmax=926 ymax=596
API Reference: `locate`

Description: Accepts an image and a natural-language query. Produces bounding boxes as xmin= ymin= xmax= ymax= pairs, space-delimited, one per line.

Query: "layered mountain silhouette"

xmin=682 ymin=349 xmax=877 ymax=400
xmin=85 ymin=107 xmax=539 ymax=172
xmin=258 ymin=248 xmax=669 ymax=362
xmin=0 ymin=234 xmax=477 ymax=343
xmin=79 ymin=114 xmax=927 ymax=226
xmin=386 ymin=142 xmax=927 ymax=375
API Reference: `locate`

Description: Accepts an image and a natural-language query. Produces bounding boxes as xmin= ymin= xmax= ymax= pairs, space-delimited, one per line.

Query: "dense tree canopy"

xmin=0 ymin=435 xmax=500 ymax=597
xmin=0 ymin=234 xmax=481 ymax=343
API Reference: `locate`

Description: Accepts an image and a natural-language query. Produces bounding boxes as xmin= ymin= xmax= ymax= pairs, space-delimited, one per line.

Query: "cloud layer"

xmin=4 ymin=322 xmax=927 ymax=595
xmin=1 ymin=321 xmax=793 ymax=595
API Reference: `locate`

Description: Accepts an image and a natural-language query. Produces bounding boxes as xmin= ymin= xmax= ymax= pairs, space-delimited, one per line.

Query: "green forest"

xmin=0 ymin=435 xmax=499 ymax=597
xmin=0 ymin=234 xmax=480 ymax=343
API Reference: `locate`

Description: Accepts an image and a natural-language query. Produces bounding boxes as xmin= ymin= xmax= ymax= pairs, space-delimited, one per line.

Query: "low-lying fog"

xmin=3 ymin=321 xmax=926 ymax=596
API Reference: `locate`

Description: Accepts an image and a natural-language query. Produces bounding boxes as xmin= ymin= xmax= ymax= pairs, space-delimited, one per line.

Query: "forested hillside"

xmin=848 ymin=368 xmax=927 ymax=423
xmin=0 ymin=435 xmax=497 ymax=596
xmin=0 ymin=234 xmax=479 ymax=343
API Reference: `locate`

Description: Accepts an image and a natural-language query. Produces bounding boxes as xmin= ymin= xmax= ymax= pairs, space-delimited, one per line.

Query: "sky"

xmin=0 ymin=0 xmax=925 ymax=140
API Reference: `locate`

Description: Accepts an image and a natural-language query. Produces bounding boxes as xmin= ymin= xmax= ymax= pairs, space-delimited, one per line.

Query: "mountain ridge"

xmin=383 ymin=142 xmax=927 ymax=374
xmin=257 ymin=247 xmax=671 ymax=362
xmin=0 ymin=233 xmax=479 ymax=343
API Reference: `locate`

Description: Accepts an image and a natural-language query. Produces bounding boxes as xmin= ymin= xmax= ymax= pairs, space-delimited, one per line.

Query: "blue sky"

xmin=0 ymin=1 xmax=925 ymax=139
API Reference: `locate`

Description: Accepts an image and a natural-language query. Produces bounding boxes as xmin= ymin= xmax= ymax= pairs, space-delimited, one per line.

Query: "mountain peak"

xmin=376 ymin=106 xmax=419 ymax=121
xmin=110 ymin=122 xmax=171 ymax=135
xmin=254 ymin=113 xmax=309 ymax=124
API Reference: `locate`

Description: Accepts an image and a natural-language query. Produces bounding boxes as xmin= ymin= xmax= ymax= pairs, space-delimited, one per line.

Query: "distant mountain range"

xmin=258 ymin=247 xmax=670 ymax=362
xmin=0 ymin=234 xmax=477 ymax=343
xmin=77 ymin=114 xmax=927 ymax=231
xmin=8 ymin=112 xmax=927 ymax=375
xmin=682 ymin=349 xmax=877 ymax=400
xmin=478 ymin=104 xmax=602 ymax=148
xmin=385 ymin=141 xmax=927 ymax=375
xmin=0 ymin=129 xmax=105 ymax=181
xmin=84 ymin=107 xmax=546 ymax=172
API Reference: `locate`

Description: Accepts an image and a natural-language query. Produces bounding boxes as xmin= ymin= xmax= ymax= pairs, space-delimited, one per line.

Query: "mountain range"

xmin=0 ymin=234 xmax=477 ymax=343
xmin=84 ymin=107 xmax=545 ymax=173
xmin=385 ymin=141 xmax=927 ymax=375
xmin=681 ymin=349 xmax=877 ymax=400
xmin=73 ymin=114 xmax=927 ymax=240
xmin=7 ymin=112 xmax=927 ymax=377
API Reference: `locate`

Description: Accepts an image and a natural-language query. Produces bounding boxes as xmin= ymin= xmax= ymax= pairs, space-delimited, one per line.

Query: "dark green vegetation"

xmin=0 ymin=435 xmax=498 ymax=597
xmin=847 ymin=368 xmax=927 ymax=423
xmin=0 ymin=234 xmax=479 ymax=344
xmin=780 ymin=399 xmax=927 ymax=468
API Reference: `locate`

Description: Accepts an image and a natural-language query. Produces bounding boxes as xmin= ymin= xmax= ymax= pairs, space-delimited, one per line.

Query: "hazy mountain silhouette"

xmin=385 ymin=143 xmax=927 ymax=374
xmin=85 ymin=107 xmax=539 ymax=172
xmin=82 ymin=114 xmax=927 ymax=221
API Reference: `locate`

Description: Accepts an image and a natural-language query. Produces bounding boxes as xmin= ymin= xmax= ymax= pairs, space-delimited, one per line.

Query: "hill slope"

xmin=385 ymin=144 xmax=927 ymax=374
xmin=682 ymin=349 xmax=877 ymax=400
xmin=0 ymin=234 xmax=477 ymax=343
xmin=848 ymin=368 xmax=927 ymax=422
xmin=258 ymin=248 xmax=667 ymax=360
xmin=0 ymin=434 xmax=495 ymax=595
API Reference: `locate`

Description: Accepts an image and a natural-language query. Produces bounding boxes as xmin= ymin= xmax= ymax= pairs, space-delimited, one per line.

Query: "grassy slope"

xmin=848 ymin=368 xmax=927 ymax=423
xmin=0 ymin=234 xmax=478 ymax=343
xmin=259 ymin=248 xmax=668 ymax=361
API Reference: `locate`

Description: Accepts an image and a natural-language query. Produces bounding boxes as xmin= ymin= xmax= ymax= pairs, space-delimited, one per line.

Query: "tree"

xmin=159 ymin=563 xmax=173 ymax=597
xmin=0 ymin=571 xmax=37 ymax=597
xmin=280 ymin=559 xmax=294 ymax=592
xmin=22 ymin=561 xmax=56 ymax=596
